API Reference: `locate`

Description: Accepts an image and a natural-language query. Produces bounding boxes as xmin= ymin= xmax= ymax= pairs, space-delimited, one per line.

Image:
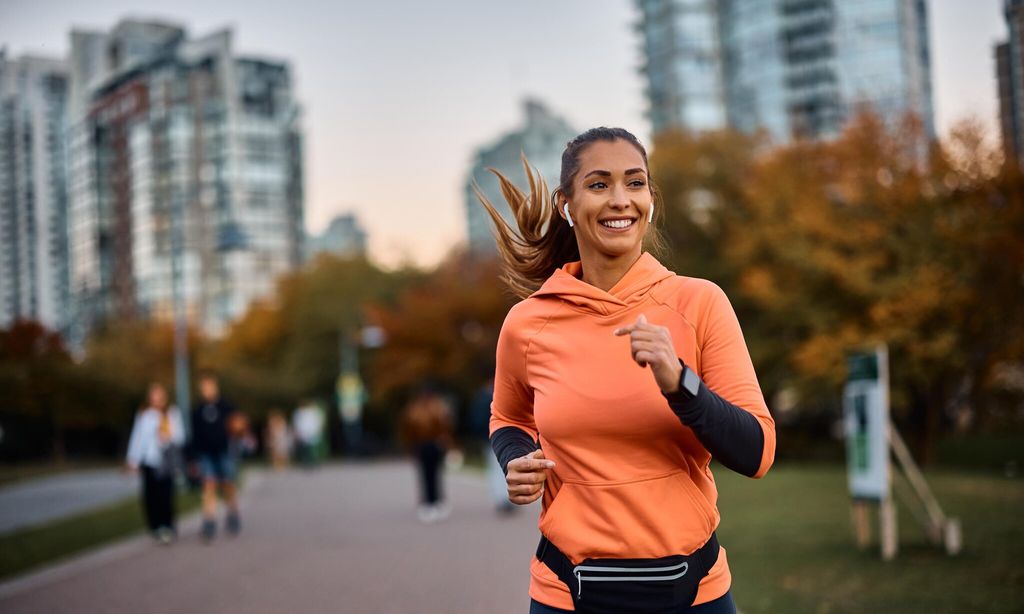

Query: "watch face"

xmin=683 ymin=368 xmax=701 ymax=396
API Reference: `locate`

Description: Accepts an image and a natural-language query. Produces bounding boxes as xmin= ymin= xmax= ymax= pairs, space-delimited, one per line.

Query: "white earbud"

xmin=648 ymin=202 xmax=655 ymax=224
xmin=563 ymin=202 xmax=574 ymax=227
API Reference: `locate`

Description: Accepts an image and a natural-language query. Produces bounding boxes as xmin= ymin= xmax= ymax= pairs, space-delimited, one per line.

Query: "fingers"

xmin=624 ymin=328 xmax=669 ymax=343
xmin=614 ymin=314 xmax=667 ymax=338
xmin=509 ymin=450 xmax=555 ymax=472
xmin=507 ymin=449 xmax=554 ymax=505
xmin=508 ymin=482 xmax=544 ymax=496
xmin=506 ymin=473 xmax=546 ymax=504
xmin=614 ymin=315 xmax=676 ymax=371
xmin=508 ymin=468 xmax=549 ymax=485
xmin=510 ymin=490 xmax=544 ymax=505
xmin=630 ymin=340 xmax=668 ymax=360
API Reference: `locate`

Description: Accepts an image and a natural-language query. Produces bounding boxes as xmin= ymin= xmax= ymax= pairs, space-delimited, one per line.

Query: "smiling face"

xmin=560 ymin=139 xmax=653 ymax=264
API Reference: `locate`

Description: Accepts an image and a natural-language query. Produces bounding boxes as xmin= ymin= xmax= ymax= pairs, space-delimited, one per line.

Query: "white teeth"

xmin=601 ymin=219 xmax=633 ymax=229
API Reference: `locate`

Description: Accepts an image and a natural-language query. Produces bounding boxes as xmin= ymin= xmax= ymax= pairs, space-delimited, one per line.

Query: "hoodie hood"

xmin=530 ymin=252 xmax=676 ymax=316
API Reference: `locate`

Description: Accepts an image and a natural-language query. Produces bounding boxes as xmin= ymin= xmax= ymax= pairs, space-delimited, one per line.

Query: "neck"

xmin=578 ymin=246 xmax=643 ymax=292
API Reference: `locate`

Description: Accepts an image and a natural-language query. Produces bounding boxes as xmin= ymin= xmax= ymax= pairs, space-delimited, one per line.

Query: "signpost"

xmin=336 ymin=325 xmax=385 ymax=455
xmin=843 ymin=346 xmax=896 ymax=559
xmin=843 ymin=347 xmax=890 ymax=501
xmin=843 ymin=345 xmax=962 ymax=560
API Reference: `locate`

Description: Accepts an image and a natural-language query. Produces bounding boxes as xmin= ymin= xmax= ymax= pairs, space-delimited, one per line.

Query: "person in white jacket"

xmin=126 ymin=383 xmax=185 ymax=544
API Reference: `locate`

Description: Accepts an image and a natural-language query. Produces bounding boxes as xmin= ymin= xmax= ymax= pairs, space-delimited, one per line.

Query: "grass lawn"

xmin=0 ymin=461 xmax=118 ymax=487
xmin=715 ymin=463 xmax=1023 ymax=613
xmin=0 ymin=485 xmax=201 ymax=581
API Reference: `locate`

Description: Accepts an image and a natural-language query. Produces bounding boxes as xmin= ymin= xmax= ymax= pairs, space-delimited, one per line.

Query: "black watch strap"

xmin=663 ymin=360 xmax=701 ymax=402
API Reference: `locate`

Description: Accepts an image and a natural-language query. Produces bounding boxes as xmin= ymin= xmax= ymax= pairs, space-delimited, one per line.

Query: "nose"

xmin=609 ymin=183 xmax=630 ymax=208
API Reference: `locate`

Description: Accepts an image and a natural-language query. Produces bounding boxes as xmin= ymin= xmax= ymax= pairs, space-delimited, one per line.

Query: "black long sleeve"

xmin=490 ymin=426 xmax=539 ymax=475
xmin=663 ymin=375 xmax=765 ymax=478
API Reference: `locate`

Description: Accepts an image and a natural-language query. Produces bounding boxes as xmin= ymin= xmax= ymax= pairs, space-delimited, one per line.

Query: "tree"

xmin=205 ymin=254 xmax=415 ymax=422
xmin=364 ymin=251 xmax=514 ymax=432
xmin=650 ymin=112 xmax=1024 ymax=463
xmin=0 ymin=320 xmax=74 ymax=458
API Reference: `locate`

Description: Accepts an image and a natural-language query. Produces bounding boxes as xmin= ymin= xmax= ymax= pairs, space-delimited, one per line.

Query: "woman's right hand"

xmin=506 ymin=449 xmax=555 ymax=505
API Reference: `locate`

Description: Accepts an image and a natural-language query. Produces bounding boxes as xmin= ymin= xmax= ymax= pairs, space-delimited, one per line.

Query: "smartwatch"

xmin=665 ymin=361 xmax=701 ymax=401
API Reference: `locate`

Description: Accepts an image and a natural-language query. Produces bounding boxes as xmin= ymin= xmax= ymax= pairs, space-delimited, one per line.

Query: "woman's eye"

xmin=588 ymin=182 xmax=607 ymax=190
xmin=629 ymin=180 xmax=647 ymax=187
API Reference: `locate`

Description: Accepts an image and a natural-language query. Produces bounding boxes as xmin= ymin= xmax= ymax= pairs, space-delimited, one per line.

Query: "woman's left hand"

xmin=614 ymin=314 xmax=683 ymax=394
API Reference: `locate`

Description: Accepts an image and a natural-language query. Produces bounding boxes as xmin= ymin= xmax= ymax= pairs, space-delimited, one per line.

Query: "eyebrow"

xmin=582 ymin=168 xmax=647 ymax=179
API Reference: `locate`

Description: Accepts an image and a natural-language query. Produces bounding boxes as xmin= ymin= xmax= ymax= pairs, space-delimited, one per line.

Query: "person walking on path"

xmin=479 ymin=127 xmax=776 ymax=613
xmin=188 ymin=371 xmax=243 ymax=542
xmin=398 ymin=387 xmax=455 ymax=524
xmin=292 ymin=400 xmax=325 ymax=469
xmin=125 ymin=382 xmax=185 ymax=544
xmin=265 ymin=410 xmax=293 ymax=471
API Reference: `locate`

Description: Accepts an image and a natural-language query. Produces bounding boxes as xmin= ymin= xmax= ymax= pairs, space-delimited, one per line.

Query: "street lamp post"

xmin=171 ymin=191 xmax=190 ymax=432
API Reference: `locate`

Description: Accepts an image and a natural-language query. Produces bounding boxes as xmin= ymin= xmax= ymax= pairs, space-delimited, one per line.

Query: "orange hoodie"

xmin=490 ymin=252 xmax=775 ymax=610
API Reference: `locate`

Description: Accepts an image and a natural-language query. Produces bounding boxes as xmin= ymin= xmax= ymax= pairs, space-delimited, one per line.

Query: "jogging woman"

xmin=480 ymin=127 xmax=776 ymax=613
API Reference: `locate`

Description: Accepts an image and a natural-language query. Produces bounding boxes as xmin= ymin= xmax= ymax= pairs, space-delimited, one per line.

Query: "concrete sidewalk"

xmin=0 ymin=469 xmax=137 ymax=535
xmin=0 ymin=462 xmax=541 ymax=614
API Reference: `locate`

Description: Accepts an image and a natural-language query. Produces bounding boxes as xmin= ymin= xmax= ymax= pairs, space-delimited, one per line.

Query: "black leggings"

xmin=141 ymin=465 xmax=176 ymax=531
xmin=529 ymin=591 xmax=737 ymax=614
xmin=415 ymin=441 xmax=444 ymax=505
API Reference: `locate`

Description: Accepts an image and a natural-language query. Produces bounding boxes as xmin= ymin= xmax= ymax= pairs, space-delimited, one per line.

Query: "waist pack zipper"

xmin=571 ymin=561 xmax=689 ymax=598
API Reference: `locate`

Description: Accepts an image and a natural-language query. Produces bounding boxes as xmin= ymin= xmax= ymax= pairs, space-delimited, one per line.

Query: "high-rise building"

xmin=637 ymin=0 xmax=727 ymax=133
xmin=66 ymin=20 xmax=304 ymax=339
xmin=306 ymin=213 xmax=367 ymax=261
xmin=465 ymin=99 xmax=577 ymax=252
xmin=0 ymin=51 xmax=71 ymax=333
xmin=997 ymin=0 xmax=1024 ymax=166
xmin=636 ymin=0 xmax=935 ymax=140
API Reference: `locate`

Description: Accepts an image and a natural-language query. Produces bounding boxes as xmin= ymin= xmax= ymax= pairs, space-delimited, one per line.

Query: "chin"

xmin=596 ymin=240 xmax=642 ymax=259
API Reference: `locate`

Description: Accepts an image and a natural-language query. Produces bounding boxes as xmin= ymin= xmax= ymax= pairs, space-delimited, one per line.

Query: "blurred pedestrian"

xmin=189 ymin=371 xmax=243 ymax=542
xmin=125 ymin=382 xmax=185 ymax=544
xmin=481 ymin=128 xmax=775 ymax=612
xmin=292 ymin=400 xmax=324 ymax=469
xmin=265 ymin=410 xmax=292 ymax=470
xmin=469 ymin=378 xmax=515 ymax=515
xmin=398 ymin=387 xmax=454 ymax=523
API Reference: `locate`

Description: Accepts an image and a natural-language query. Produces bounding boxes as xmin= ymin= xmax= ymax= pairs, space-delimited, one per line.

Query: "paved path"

xmin=0 ymin=462 xmax=541 ymax=614
xmin=0 ymin=469 xmax=136 ymax=534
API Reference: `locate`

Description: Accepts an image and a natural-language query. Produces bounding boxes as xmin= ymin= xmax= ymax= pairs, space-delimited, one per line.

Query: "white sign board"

xmin=842 ymin=346 xmax=890 ymax=501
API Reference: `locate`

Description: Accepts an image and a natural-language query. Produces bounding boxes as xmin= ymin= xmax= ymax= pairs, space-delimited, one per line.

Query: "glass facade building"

xmin=637 ymin=0 xmax=934 ymax=140
xmin=0 ymin=52 xmax=71 ymax=333
xmin=637 ymin=0 xmax=727 ymax=133
xmin=66 ymin=20 xmax=304 ymax=340
xmin=997 ymin=0 xmax=1024 ymax=166
xmin=464 ymin=99 xmax=577 ymax=253
xmin=306 ymin=213 xmax=368 ymax=261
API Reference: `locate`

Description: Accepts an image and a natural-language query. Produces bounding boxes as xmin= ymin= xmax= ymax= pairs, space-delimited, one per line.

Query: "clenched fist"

xmin=505 ymin=449 xmax=555 ymax=505
xmin=614 ymin=314 xmax=684 ymax=394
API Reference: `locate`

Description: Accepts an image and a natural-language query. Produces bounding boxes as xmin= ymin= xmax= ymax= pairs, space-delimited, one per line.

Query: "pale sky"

xmin=0 ymin=0 xmax=1008 ymax=268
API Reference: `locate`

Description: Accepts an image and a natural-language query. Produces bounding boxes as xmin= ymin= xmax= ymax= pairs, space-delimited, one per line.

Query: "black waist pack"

xmin=536 ymin=532 xmax=719 ymax=614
